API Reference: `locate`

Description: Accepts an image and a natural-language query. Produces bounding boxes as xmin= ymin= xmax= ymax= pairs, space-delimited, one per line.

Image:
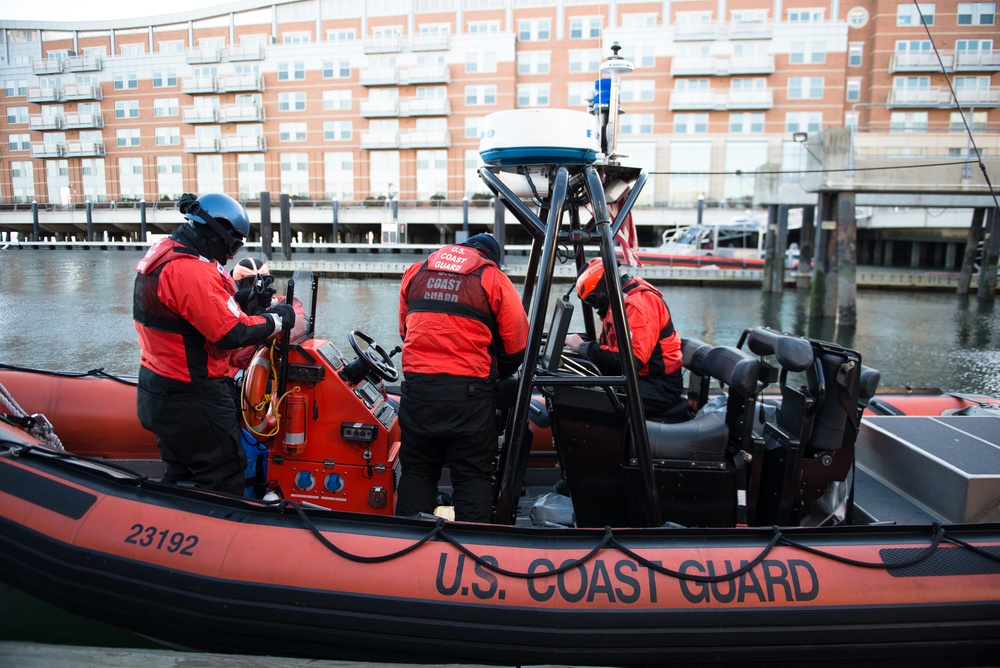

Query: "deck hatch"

xmin=0 ymin=463 xmax=97 ymax=519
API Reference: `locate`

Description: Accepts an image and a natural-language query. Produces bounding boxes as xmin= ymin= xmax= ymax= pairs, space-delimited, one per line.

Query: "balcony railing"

xmin=359 ymin=131 xmax=400 ymax=149
xmin=728 ymin=20 xmax=772 ymax=39
xmin=400 ymin=65 xmax=450 ymax=85
xmin=29 ymin=114 xmax=63 ymax=130
xmin=954 ymin=50 xmax=1000 ymax=71
xmin=956 ymin=88 xmax=1000 ymax=107
xmin=32 ymin=57 xmax=65 ymax=75
xmin=727 ymin=89 xmax=773 ymax=109
xmin=27 ymin=86 xmax=61 ymax=103
xmin=669 ymin=89 xmax=728 ymax=110
xmin=400 ymin=98 xmax=451 ymax=116
xmin=183 ymin=137 xmax=221 ymax=153
xmin=410 ymin=34 xmax=450 ymax=51
xmin=220 ymin=135 xmax=266 ymax=152
xmin=181 ymin=76 xmax=218 ymax=94
xmin=187 ymin=47 xmax=222 ymax=64
xmin=363 ymin=35 xmax=403 ymax=54
xmin=887 ymin=87 xmax=954 ymax=107
xmin=360 ymin=67 xmax=399 ymax=86
xmin=63 ymin=112 xmax=104 ymax=129
xmin=890 ymin=52 xmax=953 ymax=73
xmin=62 ymin=83 xmax=102 ymax=101
xmin=224 ymin=44 xmax=264 ymax=61
xmin=219 ymin=103 xmax=265 ymax=123
xmin=360 ymin=99 xmax=400 ymax=117
xmin=30 ymin=141 xmax=65 ymax=158
xmin=218 ymin=74 xmax=265 ymax=93
xmin=65 ymin=140 xmax=106 ymax=157
xmin=66 ymin=55 xmax=102 ymax=72
xmin=730 ymin=55 xmax=775 ymax=74
xmin=182 ymin=107 xmax=220 ymax=124
xmin=399 ymin=130 xmax=450 ymax=149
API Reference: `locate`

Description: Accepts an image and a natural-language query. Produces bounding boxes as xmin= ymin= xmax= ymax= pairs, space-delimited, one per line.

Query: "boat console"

xmin=263 ymin=333 xmax=401 ymax=516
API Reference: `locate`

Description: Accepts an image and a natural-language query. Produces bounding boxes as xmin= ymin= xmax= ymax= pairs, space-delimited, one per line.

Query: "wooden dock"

xmin=0 ymin=240 xmax=992 ymax=291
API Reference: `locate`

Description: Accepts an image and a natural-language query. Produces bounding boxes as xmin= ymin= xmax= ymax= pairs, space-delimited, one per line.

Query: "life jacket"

xmin=401 ymin=246 xmax=502 ymax=378
xmin=134 ymin=239 xmax=203 ymax=339
xmin=602 ymin=276 xmax=682 ymax=377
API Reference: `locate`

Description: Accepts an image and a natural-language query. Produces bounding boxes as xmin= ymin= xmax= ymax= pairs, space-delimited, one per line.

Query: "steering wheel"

xmin=348 ymin=330 xmax=399 ymax=382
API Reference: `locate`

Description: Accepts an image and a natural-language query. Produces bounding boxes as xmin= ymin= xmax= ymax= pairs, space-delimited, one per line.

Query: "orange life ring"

xmin=241 ymin=348 xmax=275 ymax=435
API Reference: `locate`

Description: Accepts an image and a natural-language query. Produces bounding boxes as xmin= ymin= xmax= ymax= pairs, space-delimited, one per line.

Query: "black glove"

xmin=234 ymin=286 xmax=255 ymax=313
xmin=266 ymin=303 xmax=295 ymax=331
xmin=255 ymin=284 xmax=277 ymax=311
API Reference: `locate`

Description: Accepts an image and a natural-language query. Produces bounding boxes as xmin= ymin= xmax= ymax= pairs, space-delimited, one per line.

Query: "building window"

xmin=729 ymin=113 xmax=765 ymax=133
xmin=113 ymin=73 xmax=138 ymax=90
xmin=517 ymin=84 xmax=549 ymax=108
xmin=518 ymin=51 xmax=551 ymax=75
xmin=156 ymin=156 xmax=183 ymax=199
xmin=465 ymin=85 xmax=497 ymax=106
xmin=280 ymin=153 xmax=309 ymax=197
xmin=674 ymin=113 xmax=709 ymax=134
xmin=278 ymin=92 xmax=307 ymax=112
xmin=518 ymin=19 xmax=550 ymax=41
xmin=282 ymin=32 xmax=311 ymax=44
xmin=568 ymin=49 xmax=602 ymax=74
xmin=790 ymin=42 xmax=826 ymax=64
xmin=115 ymin=101 xmax=140 ymax=118
xmin=897 ymin=3 xmax=935 ymax=26
xmin=116 ymin=128 xmax=141 ymax=147
xmin=11 ymin=160 xmax=35 ymax=202
xmin=785 ymin=112 xmax=822 ymax=133
xmin=322 ymin=60 xmax=351 ymax=79
xmin=118 ymin=157 xmax=144 ymax=200
xmin=6 ymin=106 xmax=29 ymax=124
xmin=326 ymin=29 xmax=356 ymax=42
xmin=468 ymin=20 xmax=499 ymax=34
xmin=846 ymin=79 xmax=861 ymax=102
xmin=238 ymin=154 xmax=265 ymax=200
xmin=464 ymin=116 xmax=482 ymax=139
xmin=277 ymin=62 xmax=306 ymax=81
xmin=465 ymin=149 xmax=489 ymax=197
xmin=958 ymin=3 xmax=995 ymax=24
xmin=890 ymin=111 xmax=928 ymax=132
xmin=466 ymin=51 xmax=497 ymax=74
xmin=279 ymin=123 xmax=307 ymax=142
xmin=323 ymin=121 xmax=352 ymax=141
xmin=621 ymin=80 xmax=656 ymax=103
xmin=322 ymin=90 xmax=352 ymax=111
xmin=570 ymin=17 xmax=602 ymax=39
xmin=120 ymin=43 xmax=145 ymax=57
xmin=416 ymin=149 xmax=448 ymax=200
xmin=152 ymin=70 xmax=177 ymax=88
xmin=323 ymin=152 xmax=353 ymax=200
xmin=950 ymin=111 xmax=988 ymax=132
xmin=369 ymin=150 xmax=400 ymax=199
xmin=619 ymin=113 xmax=653 ymax=135
xmin=5 ymin=79 xmax=28 ymax=96
xmin=153 ymin=98 xmax=179 ymax=117
xmin=154 ymin=127 xmax=180 ymax=146
xmin=787 ymin=9 xmax=823 ymax=21
xmin=788 ymin=77 xmax=824 ymax=99
xmin=8 ymin=133 xmax=30 ymax=151
xmin=568 ymin=82 xmax=595 ymax=108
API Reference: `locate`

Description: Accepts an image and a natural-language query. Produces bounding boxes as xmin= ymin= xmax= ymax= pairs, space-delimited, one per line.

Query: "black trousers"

xmin=396 ymin=374 xmax=498 ymax=523
xmin=137 ymin=366 xmax=247 ymax=495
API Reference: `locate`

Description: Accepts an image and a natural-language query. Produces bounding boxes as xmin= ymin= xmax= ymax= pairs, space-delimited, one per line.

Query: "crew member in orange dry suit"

xmin=566 ymin=258 xmax=684 ymax=421
xmin=396 ymin=233 xmax=529 ymax=522
xmin=133 ymin=193 xmax=296 ymax=495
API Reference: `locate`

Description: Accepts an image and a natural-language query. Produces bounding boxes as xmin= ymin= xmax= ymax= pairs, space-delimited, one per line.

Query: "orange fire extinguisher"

xmin=284 ymin=392 xmax=307 ymax=455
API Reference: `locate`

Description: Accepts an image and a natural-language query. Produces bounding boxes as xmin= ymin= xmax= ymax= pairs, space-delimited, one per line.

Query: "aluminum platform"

xmin=857 ymin=414 xmax=1000 ymax=523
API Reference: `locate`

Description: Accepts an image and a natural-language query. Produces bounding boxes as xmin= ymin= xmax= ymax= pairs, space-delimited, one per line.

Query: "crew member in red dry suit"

xmin=397 ymin=233 xmax=528 ymax=522
xmin=566 ymin=257 xmax=684 ymax=422
xmin=133 ymin=193 xmax=296 ymax=494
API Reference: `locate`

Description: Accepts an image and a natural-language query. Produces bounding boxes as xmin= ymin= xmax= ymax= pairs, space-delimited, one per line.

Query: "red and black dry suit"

xmin=579 ymin=275 xmax=684 ymax=421
xmin=133 ymin=225 xmax=279 ymax=494
xmin=396 ymin=244 xmax=528 ymax=522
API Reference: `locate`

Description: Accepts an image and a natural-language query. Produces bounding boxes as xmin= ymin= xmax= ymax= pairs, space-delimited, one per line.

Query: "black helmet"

xmin=179 ymin=192 xmax=249 ymax=258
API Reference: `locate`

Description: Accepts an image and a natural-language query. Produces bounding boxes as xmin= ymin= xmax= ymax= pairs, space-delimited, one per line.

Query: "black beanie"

xmin=463 ymin=233 xmax=501 ymax=265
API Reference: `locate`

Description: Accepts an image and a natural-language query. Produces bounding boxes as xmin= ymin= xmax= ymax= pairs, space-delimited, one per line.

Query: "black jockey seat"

xmin=740 ymin=327 xmax=880 ymax=526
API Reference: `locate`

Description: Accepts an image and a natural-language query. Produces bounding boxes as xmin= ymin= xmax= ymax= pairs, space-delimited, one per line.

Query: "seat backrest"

xmin=705 ymin=345 xmax=765 ymax=453
xmin=681 ymin=337 xmax=712 ymax=409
